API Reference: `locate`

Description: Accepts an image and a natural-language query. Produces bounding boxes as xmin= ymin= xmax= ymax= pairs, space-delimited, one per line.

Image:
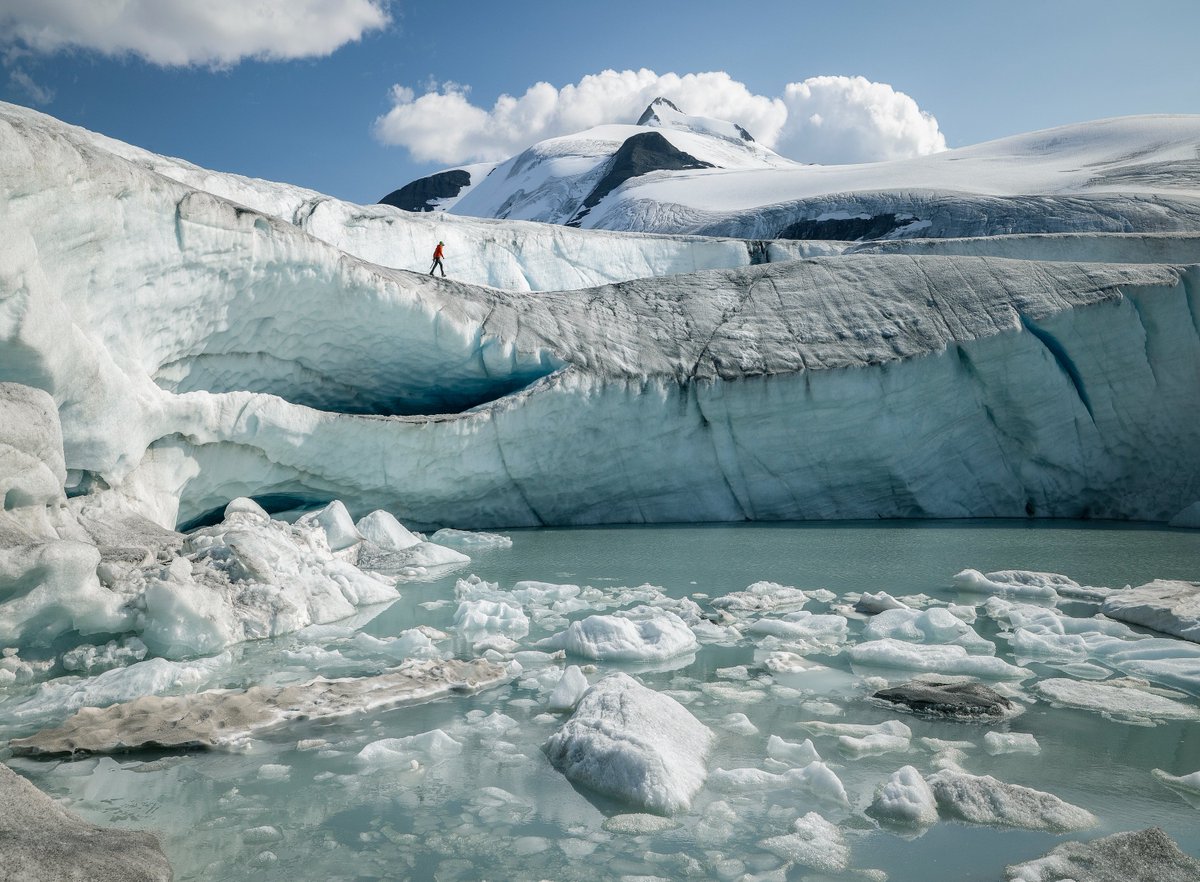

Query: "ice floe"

xmin=1101 ymin=580 xmax=1200 ymax=643
xmin=927 ymin=769 xmax=1096 ymax=832
xmin=850 ymin=639 xmax=1031 ymax=679
xmin=759 ymin=812 xmax=848 ymax=873
xmin=954 ymin=569 xmax=1110 ymax=602
xmin=1034 ymin=677 xmax=1200 ymax=724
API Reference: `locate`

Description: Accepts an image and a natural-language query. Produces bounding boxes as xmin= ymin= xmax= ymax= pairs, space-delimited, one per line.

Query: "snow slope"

xmin=395 ymin=108 xmax=1200 ymax=241
xmin=2 ymin=101 xmax=1200 ymax=531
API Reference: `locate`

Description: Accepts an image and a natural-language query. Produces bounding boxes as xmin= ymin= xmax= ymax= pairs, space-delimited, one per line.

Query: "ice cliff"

xmin=2 ymin=100 xmax=1200 ymax=533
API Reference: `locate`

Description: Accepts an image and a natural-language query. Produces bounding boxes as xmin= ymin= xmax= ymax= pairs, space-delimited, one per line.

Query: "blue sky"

xmin=3 ymin=0 xmax=1198 ymax=203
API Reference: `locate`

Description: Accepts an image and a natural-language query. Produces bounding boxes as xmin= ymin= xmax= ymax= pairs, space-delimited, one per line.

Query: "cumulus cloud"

xmin=374 ymin=69 xmax=946 ymax=166
xmin=778 ymin=76 xmax=947 ymax=163
xmin=0 ymin=0 xmax=390 ymax=67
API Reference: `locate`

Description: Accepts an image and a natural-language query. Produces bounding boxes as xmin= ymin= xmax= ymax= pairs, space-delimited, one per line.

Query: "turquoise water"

xmin=9 ymin=520 xmax=1200 ymax=881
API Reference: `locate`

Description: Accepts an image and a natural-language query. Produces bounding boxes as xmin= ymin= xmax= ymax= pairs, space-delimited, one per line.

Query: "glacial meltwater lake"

xmin=7 ymin=520 xmax=1200 ymax=881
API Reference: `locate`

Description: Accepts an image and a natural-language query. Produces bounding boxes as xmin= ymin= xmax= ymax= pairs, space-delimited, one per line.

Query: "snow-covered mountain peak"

xmin=637 ymin=96 xmax=757 ymax=144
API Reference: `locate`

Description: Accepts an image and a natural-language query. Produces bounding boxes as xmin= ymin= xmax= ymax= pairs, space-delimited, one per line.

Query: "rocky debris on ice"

xmin=850 ymin=639 xmax=1030 ymax=679
xmin=0 ymin=761 xmax=173 ymax=881
xmin=1004 ymin=827 xmax=1200 ymax=882
xmin=1101 ymin=580 xmax=1200 ymax=643
xmin=1034 ymin=677 xmax=1200 ymax=723
xmin=709 ymin=581 xmax=809 ymax=615
xmin=871 ymin=679 xmax=1020 ymax=720
xmin=862 ymin=607 xmax=995 ymax=654
xmin=9 ymin=658 xmax=506 ymax=756
xmin=543 ymin=673 xmax=713 ymax=814
xmin=759 ymin=811 xmax=849 ymax=873
xmin=927 ymin=769 xmax=1097 ymax=832
xmin=538 ymin=607 xmax=697 ymax=662
xmin=866 ymin=765 xmax=939 ymax=828
xmin=954 ymin=569 xmax=1111 ymax=602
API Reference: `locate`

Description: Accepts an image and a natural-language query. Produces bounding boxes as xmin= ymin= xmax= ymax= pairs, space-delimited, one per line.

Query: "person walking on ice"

xmin=429 ymin=240 xmax=446 ymax=277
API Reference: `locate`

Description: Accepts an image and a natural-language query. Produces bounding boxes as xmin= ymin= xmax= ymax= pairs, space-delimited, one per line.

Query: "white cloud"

xmin=0 ymin=0 xmax=391 ymax=67
xmin=375 ymin=69 xmax=946 ymax=167
xmin=778 ymin=76 xmax=947 ymax=163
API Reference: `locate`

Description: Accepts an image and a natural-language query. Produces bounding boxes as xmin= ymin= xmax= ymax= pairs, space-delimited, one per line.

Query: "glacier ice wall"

xmin=2 ymin=102 xmax=1200 ymax=529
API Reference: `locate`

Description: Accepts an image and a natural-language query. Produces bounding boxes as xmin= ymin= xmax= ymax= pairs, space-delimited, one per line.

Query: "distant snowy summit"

xmin=379 ymin=97 xmax=797 ymax=225
xmin=382 ymin=101 xmax=1200 ymax=240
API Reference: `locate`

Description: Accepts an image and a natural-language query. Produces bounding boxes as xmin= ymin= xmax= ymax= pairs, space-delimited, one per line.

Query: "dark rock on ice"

xmin=0 ymin=761 xmax=173 ymax=881
xmin=380 ymin=168 xmax=473 ymax=212
xmin=873 ymin=679 xmax=1017 ymax=720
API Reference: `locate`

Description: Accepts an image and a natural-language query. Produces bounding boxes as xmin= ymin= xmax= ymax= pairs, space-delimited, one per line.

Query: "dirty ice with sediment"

xmin=1 ymin=96 xmax=1200 ymax=881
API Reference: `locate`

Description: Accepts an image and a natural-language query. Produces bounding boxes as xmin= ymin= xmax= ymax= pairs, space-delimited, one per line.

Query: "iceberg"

xmin=927 ymin=769 xmax=1096 ymax=832
xmin=543 ymin=673 xmax=713 ymax=814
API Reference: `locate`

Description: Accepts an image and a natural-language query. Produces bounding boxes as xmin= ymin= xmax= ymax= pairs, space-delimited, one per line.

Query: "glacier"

xmin=2 ymin=101 xmax=1200 ymax=535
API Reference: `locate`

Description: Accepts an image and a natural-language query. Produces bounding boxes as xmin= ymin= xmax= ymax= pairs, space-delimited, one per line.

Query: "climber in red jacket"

xmin=429 ymin=241 xmax=446 ymax=277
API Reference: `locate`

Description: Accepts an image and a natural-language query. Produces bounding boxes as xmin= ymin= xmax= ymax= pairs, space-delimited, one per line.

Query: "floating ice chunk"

xmin=840 ymin=731 xmax=911 ymax=758
xmin=1101 ymin=580 xmax=1200 ymax=644
xmin=719 ymin=713 xmax=758 ymax=736
xmin=928 ymin=769 xmax=1096 ymax=832
xmin=453 ymin=599 xmax=529 ymax=639
xmin=538 ymin=608 xmax=697 ymax=662
xmin=799 ymin=719 xmax=912 ymax=739
xmin=429 ymin=528 xmax=513 ymax=551
xmin=984 ymin=732 xmax=1041 ymax=755
xmin=760 ymin=812 xmax=848 ymax=873
xmin=546 ymin=665 xmax=588 ymax=711
xmin=710 ymin=582 xmax=808 ymax=614
xmin=358 ymin=729 xmax=463 ymax=767
xmin=544 ymin=673 xmax=713 ymax=814
xmin=863 ymin=607 xmax=994 ymax=654
xmin=1152 ymin=769 xmax=1200 ymax=809
xmin=867 ymin=765 xmax=938 ymax=828
xmin=243 ymin=826 xmax=282 ymax=844
xmin=746 ymin=611 xmax=848 ymax=646
xmin=766 ymin=735 xmax=820 ymax=766
xmin=601 ymin=813 xmax=680 ymax=834
xmin=761 ymin=652 xmax=827 ymax=674
xmin=257 ymin=763 xmax=290 ymax=780
xmin=1035 ymin=677 xmax=1200 ymax=723
xmin=855 ymin=591 xmax=910 ymax=614
xmin=297 ymin=501 xmax=363 ymax=552
xmin=355 ymin=510 xmax=421 ymax=551
xmin=955 ymin=569 xmax=1078 ymax=601
xmin=850 ymin=639 xmax=1031 ymax=679
xmin=708 ymin=761 xmax=848 ymax=805
xmin=1005 ymin=826 xmax=1200 ymax=881
xmin=398 ymin=542 xmax=471 ymax=569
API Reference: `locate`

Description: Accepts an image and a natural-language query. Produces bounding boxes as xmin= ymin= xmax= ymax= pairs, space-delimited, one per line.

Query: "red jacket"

xmin=433 ymin=244 xmax=444 ymax=260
